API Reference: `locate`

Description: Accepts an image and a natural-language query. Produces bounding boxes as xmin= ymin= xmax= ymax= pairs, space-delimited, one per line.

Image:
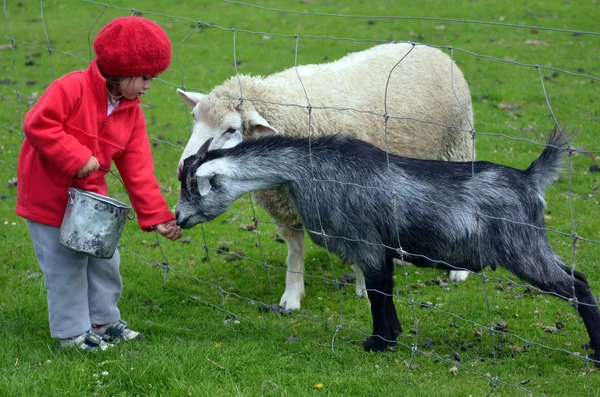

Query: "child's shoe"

xmin=59 ymin=331 xmax=111 ymax=351
xmin=93 ymin=319 xmax=144 ymax=342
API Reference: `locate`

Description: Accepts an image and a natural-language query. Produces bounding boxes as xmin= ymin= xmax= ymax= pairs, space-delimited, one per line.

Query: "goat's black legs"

xmin=384 ymin=254 xmax=402 ymax=340
xmin=511 ymin=258 xmax=600 ymax=366
xmin=577 ymin=293 xmax=600 ymax=366
xmin=363 ymin=256 xmax=401 ymax=351
xmin=567 ymin=273 xmax=600 ymax=366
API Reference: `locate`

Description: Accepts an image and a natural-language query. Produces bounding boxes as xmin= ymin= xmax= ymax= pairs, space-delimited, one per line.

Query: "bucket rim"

xmin=69 ymin=187 xmax=131 ymax=209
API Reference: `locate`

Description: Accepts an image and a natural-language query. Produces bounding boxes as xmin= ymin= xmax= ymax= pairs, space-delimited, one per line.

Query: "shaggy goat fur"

xmin=175 ymin=128 xmax=600 ymax=364
xmin=176 ymin=42 xmax=474 ymax=309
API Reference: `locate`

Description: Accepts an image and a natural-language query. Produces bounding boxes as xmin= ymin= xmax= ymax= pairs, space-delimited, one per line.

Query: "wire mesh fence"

xmin=2 ymin=1 xmax=599 ymax=395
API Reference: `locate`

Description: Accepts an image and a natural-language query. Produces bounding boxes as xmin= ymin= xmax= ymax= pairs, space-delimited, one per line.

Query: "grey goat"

xmin=175 ymin=128 xmax=600 ymax=364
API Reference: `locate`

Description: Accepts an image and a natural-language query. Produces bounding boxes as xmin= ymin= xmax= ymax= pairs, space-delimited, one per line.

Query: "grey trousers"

xmin=27 ymin=220 xmax=122 ymax=339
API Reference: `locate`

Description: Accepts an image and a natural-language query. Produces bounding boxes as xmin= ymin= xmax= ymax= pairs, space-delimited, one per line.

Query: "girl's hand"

xmin=76 ymin=156 xmax=100 ymax=178
xmin=155 ymin=220 xmax=182 ymax=241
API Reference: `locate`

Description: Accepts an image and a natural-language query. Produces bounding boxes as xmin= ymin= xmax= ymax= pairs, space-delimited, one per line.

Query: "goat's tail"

xmin=525 ymin=125 xmax=572 ymax=192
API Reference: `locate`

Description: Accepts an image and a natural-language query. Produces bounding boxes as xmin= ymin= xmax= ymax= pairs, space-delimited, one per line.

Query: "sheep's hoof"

xmin=278 ymin=291 xmax=303 ymax=311
xmin=355 ymin=287 xmax=368 ymax=299
xmin=364 ymin=336 xmax=394 ymax=352
xmin=449 ymin=270 xmax=469 ymax=282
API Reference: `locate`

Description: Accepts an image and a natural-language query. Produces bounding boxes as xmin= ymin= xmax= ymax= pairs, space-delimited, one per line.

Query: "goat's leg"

xmin=576 ymin=286 xmax=600 ymax=366
xmin=511 ymin=257 xmax=600 ymax=366
xmin=276 ymin=224 xmax=305 ymax=310
xmin=364 ymin=276 xmax=391 ymax=351
xmin=384 ymin=298 xmax=402 ymax=345
xmin=384 ymin=255 xmax=402 ymax=341
xmin=364 ymin=259 xmax=398 ymax=351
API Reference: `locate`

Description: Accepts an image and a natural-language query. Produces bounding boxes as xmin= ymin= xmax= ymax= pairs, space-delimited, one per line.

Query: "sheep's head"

xmin=175 ymin=132 xmax=243 ymax=229
xmin=176 ymin=88 xmax=278 ymax=180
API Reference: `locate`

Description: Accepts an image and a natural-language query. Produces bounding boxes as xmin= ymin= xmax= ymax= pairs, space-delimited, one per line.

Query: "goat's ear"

xmin=198 ymin=177 xmax=213 ymax=196
xmin=196 ymin=138 xmax=214 ymax=159
xmin=221 ymin=131 xmax=243 ymax=149
xmin=177 ymin=89 xmax=205 ymax=108
xmin=248 ymin=110 xmax=278 ymax=137
xmin=195 ymin=167 xmax=216 ymax=197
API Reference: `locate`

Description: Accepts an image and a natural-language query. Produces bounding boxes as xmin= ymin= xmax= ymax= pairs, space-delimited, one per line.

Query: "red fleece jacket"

xmin=16 ymin=59 xmax=174 ymax=231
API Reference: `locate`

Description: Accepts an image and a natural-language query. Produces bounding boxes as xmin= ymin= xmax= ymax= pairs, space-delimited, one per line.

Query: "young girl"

xmin=16 ymin=16 xmax=182 ymax=351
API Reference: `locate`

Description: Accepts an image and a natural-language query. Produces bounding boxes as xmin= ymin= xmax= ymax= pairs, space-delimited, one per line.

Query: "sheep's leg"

xmin=394 ymin=258 xmax=469 ymax=283
xmin=276 ymin=224 xmax=305 ymax=310
xmin=510 ymin=257 xmax=600 ymax=366
xmin=363 ymin=257 xmax=399 ymax=351
xmin=350 ymin=264 xmax=368 ymax=298
xmin=448 ymin=270 xmax=469 ymax=282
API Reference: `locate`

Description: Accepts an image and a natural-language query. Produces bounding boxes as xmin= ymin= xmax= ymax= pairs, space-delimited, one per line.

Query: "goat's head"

xmin=175 ymin=131 xmax=244 ymax=229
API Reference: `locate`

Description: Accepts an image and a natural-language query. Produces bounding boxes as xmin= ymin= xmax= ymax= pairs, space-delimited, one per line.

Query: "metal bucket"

xmin=59 ymin=188 xmax=131 ymax=259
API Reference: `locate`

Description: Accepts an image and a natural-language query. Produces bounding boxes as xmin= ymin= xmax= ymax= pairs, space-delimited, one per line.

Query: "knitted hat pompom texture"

xmin=93 ymin=16 xmax=172 ymax=77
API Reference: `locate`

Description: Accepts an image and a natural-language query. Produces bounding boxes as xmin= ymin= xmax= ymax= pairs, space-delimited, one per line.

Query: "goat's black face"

xmin=175 ymin=151 xmax=235 ymax=229
xmin=175 ymin=155 xmax=204 ymax=229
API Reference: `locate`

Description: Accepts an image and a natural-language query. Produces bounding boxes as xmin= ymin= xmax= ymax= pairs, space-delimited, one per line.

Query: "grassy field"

xmin=1 ymin=0 xmax=599 ymax=396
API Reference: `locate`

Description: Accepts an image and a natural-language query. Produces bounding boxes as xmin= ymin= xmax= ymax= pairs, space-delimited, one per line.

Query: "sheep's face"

xmin=175 ymin=133 xmax=244 ymax=229
xmin=176 ymin=89 xmax=278 ymax=179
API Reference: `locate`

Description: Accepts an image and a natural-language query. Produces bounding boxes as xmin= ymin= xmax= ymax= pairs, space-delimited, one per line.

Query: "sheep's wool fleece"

xmin=93 ymin=16 xmax=172 ymax=77
xmin=205 ymin=43 xmax=476 ymax=226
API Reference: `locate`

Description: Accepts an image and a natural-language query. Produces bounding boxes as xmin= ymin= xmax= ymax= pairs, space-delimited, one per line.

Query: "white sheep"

xmin=177 ymin=42 xmax=474 ymax=310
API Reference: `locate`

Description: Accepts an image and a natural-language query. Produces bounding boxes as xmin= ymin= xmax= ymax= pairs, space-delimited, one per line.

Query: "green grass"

xmin=1 ymin=0 xmax=600 ymax=396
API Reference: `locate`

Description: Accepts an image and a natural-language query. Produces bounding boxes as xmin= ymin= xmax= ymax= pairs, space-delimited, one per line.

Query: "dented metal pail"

xmin=59 ymin=188 xmax=131 ymax=259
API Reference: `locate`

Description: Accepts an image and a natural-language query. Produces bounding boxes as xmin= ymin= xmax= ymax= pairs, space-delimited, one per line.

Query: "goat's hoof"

xmin=389 ymin=327 xmax=402 ymax=339
xmin=364 ymin=336 xmax=394 ymax=352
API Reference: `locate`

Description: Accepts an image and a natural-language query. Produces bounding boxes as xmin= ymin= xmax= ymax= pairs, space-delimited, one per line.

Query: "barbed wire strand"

xmin=291 ymin=33 xmax=347 ymax=352
xmin=230 ymin=27 xmax=285 ymax=327
xmin=380 ymin=42 xmax=422 ymax=380
xmin=223 ymin=0 xmax=600 ymax=37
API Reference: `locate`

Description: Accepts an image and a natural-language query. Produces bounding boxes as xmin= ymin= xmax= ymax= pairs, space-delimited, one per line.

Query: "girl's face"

xmin=118 ymin=76 xmax=155 ymax=100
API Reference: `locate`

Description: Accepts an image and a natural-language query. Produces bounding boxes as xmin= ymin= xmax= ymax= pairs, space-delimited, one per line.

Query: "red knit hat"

xmin=94 ymin=16 xmax=172 ymax=77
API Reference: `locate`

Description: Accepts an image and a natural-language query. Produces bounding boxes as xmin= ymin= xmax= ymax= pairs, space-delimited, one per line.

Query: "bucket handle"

xmin=101 ymin=167 xmax=136 ymax=221
xmin=68 ymin=168 xmax=136 ymax=221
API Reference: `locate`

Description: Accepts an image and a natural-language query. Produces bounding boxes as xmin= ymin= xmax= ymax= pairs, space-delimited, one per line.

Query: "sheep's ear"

xmin=248 ymin=110 xmax=278 ymax=137
xmin=177 ymin=89 xmax=205 ymax=108
xmin=196 ymin=137 xmax=214 ymax=159
xmin=221 ymin=131 xmax=243 ymax=149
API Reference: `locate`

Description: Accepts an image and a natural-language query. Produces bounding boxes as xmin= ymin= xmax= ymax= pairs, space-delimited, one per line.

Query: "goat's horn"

xmin=196 ymin=137 xmax=215 ymax=158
